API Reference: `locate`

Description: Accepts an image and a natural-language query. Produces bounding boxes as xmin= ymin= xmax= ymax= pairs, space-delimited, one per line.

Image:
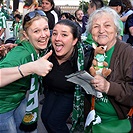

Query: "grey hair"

xmin=86 ymin=6 xmax=122 ymax=36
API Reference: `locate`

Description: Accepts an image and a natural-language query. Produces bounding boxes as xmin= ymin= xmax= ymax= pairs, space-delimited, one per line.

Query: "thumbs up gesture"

xmin=32 ymin=50 xmax=53 ymax=76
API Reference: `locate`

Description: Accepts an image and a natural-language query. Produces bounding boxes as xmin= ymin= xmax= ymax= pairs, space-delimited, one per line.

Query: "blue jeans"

xmin=0 ymin=98 xmax=37 ymax=133
xmin=41 ymin=90 xmax=74 ymax=133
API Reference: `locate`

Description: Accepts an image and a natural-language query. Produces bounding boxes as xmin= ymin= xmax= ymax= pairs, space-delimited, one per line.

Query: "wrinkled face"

xmin=24 ymin=18 xmax=50 ymax=53
xmin=42 ymin=0 xmax=53 ymax=12
xmin=91 ymin=13 xmax=117 ymax=49
xmin=76 ymin=10 xmax=84 ymax=21
xmin=52 ymin=24 xmax=78 ymax=61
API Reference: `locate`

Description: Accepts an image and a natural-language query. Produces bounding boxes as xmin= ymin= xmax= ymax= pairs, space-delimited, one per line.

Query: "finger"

xmin=43 ymin=50 xmax=52 ymax=59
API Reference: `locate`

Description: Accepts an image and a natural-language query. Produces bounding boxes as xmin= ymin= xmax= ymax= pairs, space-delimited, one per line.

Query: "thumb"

xmin=43 ymin=50 xmax=52 ymax=59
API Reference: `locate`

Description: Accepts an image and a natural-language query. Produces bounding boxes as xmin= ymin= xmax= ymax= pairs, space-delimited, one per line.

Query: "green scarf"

xmin=70 ymin=42 xmax=85 ymax=132
xmin=19 ymin=41 xmax=39 ymax=132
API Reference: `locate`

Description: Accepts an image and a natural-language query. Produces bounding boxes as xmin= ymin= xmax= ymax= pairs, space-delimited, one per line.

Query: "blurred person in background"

xmin=125 ymin=13 xmax=133 ymax=45
xmin=108 ymin=0 xmax=125 ymax=40
xmin=0 ymin=1 xmax=6 ymax=44
xmin=83 ymin=0 xmax=104 ymax=44
xmin=60 ymin=12 xmax=70 ymax=20
xmin=74 ymin=9 xmax=84 ymax=34
xmin=121 ymin=0 xmax=133 ymax=42
xmin=41 ymin=0 xmax=59 ymax=35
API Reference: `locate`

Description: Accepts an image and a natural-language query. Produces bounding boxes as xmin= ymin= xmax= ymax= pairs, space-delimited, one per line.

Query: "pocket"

xmin=0 ymin=111 xmax=16 ymax=132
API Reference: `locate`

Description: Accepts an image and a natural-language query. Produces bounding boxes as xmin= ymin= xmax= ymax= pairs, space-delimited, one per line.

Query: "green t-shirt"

xmin=0 ymin=41 xmax=37 ymax=113
xmin=95 ymin=45 xmax=118 ymax=123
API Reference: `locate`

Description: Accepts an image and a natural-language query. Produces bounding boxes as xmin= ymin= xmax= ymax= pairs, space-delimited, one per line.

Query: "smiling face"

xmin=51 ymin=24 xmax=78 ymax=63
xmin=75 ymin=10 xmax=84 ymax=22
xmin=24 ymin=17 xmax=50 ymax=53
xmin=42 ymin=0 xmax=53 ymax=12
xmin=91 ymin=13 xmax=117 ymax=50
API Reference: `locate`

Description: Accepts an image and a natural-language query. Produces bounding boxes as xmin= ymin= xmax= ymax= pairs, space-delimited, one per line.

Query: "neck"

xmin=106 ymin=38 xmax=117 ymax=51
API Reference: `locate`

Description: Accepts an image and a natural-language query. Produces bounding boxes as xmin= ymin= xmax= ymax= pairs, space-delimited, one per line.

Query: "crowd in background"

xmin=0 ymin=0 xmax=133 ymax=46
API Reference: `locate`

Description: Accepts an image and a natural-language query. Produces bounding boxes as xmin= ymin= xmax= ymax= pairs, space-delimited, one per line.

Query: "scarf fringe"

xmin=19 ymin=122 xmax=37 ymax=132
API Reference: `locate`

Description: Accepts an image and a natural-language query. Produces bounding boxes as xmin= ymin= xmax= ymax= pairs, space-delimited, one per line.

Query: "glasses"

xmin=23 ymin=10 xmax=46 ymax=30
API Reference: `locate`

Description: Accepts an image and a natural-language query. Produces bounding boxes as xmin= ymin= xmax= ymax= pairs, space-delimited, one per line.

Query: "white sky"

xmin=54 ymin=0 xmax=90 ymax=6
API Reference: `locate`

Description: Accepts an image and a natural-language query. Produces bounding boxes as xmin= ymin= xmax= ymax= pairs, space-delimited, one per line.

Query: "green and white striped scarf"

xmin=19 ymin=41 xmax=39 ymax=132
xmin=70 ymin=42 xmax=85 ymax=132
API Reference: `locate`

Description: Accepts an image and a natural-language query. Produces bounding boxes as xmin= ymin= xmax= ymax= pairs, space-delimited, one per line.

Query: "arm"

xmin=0 ymin=43 xmax=18 ymax=57
xmin=120 ymin=15 xmax=129 ymax=22
xmin=0 ymin=50 xmax=53 ymax=87
xmin=0 ymin=28 xmax=5 ymax=37
xmin=90 ymin=45 xmax=133 ymax=106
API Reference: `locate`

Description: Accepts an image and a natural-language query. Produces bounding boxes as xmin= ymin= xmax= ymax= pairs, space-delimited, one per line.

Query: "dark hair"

xmin=14 ymin=14 xmax=22 ymax=19
xmin=60 ymin=12 xmax=70 ymax=19
xmin=90 ymin=0 xmax=104 ymax=9
xmin=69 ymin=14 xmax=76 ymax=21
xmin=122 ymin=0 xmax=132 ymax=13
xmin=74 ymin=9 xmax=83 ymax=17
xmin=45 ymin=0 xmax=55 ymax=10
xmin=55 ymin=19 xmax=81 ymax=41
xmin=0 ymin=0 xmax=3 ymax=5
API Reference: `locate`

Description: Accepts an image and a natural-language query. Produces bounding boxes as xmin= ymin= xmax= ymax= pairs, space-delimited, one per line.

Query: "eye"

xmin=34 ymin=30 xmax=39 ymax=33
xmin=52 ymin=32 xmax=57 ymax=36
xmin=62 ymin=34 xmax=67 ymax=37
xmin=93 ymin=25 xmax=99 ymax=29
xmin=105 ymin=24 xmax=111 ymax=28
xmin=44 ymin=28 xmax=49 ymax=31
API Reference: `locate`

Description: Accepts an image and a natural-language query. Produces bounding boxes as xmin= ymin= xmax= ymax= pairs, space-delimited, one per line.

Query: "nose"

xmin=99 ymin=25 xmax=105 ymax=33
xmin=41 ymin=31 xmax=46 ymax=37
xmin=55 ymin=34 xmax=61 ymax=41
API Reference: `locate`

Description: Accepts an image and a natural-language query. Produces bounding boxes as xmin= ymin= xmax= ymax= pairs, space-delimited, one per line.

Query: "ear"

xmin=72 ymin=38 xmax=78 ymax=46
xmin=23 ymin=31 xmax=29 ymax=40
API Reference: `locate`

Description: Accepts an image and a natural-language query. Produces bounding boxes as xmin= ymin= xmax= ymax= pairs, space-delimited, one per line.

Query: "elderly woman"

xmin=85 ymin=7 xmax=133 ymax=132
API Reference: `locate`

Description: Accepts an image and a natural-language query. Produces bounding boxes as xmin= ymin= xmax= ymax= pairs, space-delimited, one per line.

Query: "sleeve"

xmin=127 ymin=14 xmax=133 ymax=29
xmin=0 ymin=46 xmax=30 ymax=68
xmin=108 ymin=46 xmax=133 ymax=107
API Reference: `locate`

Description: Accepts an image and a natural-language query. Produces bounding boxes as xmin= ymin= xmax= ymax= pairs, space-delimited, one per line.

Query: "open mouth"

xmin=55 ymin=44 xmax=64 ymax=52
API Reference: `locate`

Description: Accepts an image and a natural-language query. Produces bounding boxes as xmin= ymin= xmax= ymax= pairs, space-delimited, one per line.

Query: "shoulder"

xmin=115 ymin=39 xmax=133 ymax=57
xmin=0 ymin=46 xmax=31 ymax=67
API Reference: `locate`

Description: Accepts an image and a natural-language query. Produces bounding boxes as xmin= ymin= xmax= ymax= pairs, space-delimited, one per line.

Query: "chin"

xmin=98 ymin=41 xmax=107 ymax=46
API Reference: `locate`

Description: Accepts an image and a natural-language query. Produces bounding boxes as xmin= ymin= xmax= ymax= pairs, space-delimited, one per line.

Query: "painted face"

xmin=41 ymin=0 xmax=53 ymax=12
xmin=52 ymin=24 xmax=78 ymax=62
xmin=91 ymin=13 xmax=117 ymax=49
xmin=25 ymin=18 xmax=50 ymax=53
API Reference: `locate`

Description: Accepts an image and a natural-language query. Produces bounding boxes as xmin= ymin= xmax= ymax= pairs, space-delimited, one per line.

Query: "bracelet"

xmin=18 ymin=65 xmax=24 ymax=77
